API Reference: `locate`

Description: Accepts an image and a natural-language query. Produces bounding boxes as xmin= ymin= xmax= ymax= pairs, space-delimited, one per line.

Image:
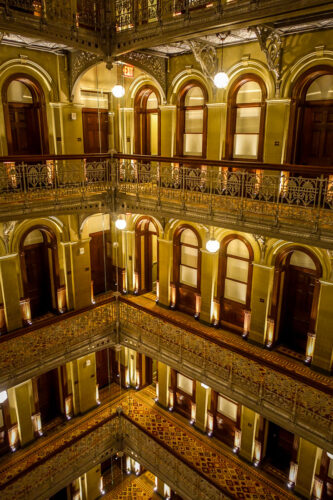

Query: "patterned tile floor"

xmin=0 ymin=387 xmax=296 ymax=499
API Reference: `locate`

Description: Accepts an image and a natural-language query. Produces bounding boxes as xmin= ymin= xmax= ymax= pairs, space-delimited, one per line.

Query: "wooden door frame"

xmin=2 ymin=73 xmax=49 ymax=155
xmin=270 ymin=246 xmax=322 ymax=346
xmin=285 ymin=65 xmax=333 ymax=164
xmin=19 ymin=225 xmax=60 ymax=314
xmin=134 ymin=216 xmax=159 ymax=294
xmin=134 ymin=85 xmax=161 ymax=155
xmin=224 ymin=73 xmax=267 ymax=161
xmin=176 ymin=79 xmax=208 ymax=158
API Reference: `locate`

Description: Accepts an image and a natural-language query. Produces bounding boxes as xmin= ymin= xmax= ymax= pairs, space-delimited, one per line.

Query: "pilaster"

xmin=157 ymin=361 xmax=170 ymax=409
xmin=0 ymin=253 xmax=22 ymax=331
xmin=195 ymin=381 xmax=211 ymax=433
xmin=249 ymin=263 xmax=274 ymax=345
xmin=200 ymin=248 xmax=218 ymax=324
xmin=158 ymin=239 xmax=172 ymax=307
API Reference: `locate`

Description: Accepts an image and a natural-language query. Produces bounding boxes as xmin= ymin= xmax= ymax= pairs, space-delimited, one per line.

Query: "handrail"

xmin=0 ymin=152 xmax=332 ymax=175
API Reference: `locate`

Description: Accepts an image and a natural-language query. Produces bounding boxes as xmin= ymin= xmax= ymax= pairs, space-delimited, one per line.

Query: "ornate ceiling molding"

xmin=252 ymin=25 xmax=283 ymax=95
xmin=69 ymin=50 xmax=103 ymax=101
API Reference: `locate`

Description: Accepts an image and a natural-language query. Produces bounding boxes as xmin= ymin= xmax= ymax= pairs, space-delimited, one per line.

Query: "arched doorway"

xmin=272 ymin=247 xmax=322 ymax=354
xmin=287 ymin=66 xmax=333 ymax=166
xmin=135 ymin=217 xmax=158 ymax=294
xmin=134 ymin=85 xmax=161 ymax=155
xmin=20 ymin=226 xmax=60 ymax=319
xmin=2 ymin=74 xmax=49 ymax=155
xmin=225 ymin=74 xmax=267 ymax=161
xmin=173 ymin=225 xmax=201 ymax=316
xmin=217 ymin=235 xmax=253 ymax=332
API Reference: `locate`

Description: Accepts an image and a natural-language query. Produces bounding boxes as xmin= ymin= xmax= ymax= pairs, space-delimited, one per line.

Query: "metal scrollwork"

xmin=69 ymin=50 xmax=103 ymax=101
xmin=118 ymin=51 xmax=167 ymax=97
xmin=187 ymin=39 xmax=217 ymax=82
xmin=252 ymin=25 xmax=283 ymax=94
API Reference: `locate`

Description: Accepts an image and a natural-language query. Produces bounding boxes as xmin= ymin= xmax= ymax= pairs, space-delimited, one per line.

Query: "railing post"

xmin=21 ymin=162 xmax=27 ymax=195
xmin=315 ymin=174 xmax=325 ymax=233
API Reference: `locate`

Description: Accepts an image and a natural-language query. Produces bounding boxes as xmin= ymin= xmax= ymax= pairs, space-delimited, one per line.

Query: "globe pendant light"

xmin=112 ymin=84 xmax=125 ymax=98
xmin=115 ymin=217 xmax=127 ymax=230
xmin=206 ymin=226 xmax=220 ymax=253
xmin=214 ymin=33 xmax=229 ymax=89
xmin=0 ymin=390 xmax=8 ymax=403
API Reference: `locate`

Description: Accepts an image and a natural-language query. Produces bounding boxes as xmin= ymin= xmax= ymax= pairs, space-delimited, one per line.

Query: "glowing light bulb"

xmin=115 ymin=218 xmax=126 ymax=230
xmin=112 ymin=84 xmax=125 ymax=98
xmin=206 ymin=239 xmax=220 ymax=253
xmin=0 ymin=391 xmax=8 ymax=404
xmin=213 ymin=72 xmax=229 ymax=89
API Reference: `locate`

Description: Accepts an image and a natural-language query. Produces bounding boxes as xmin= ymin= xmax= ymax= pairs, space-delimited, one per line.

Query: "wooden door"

xmin=300 ymin=104 xmax=333 ymax=165
xmin=23 ymin=243 xmax=52 ymax=318
xmin=82 ymin=109 xmax=109 ymax=153
xmin=279 ymin=266 xmax=315 ymax=352
xmin=96 ymin=348 xmax=112 ymax=390
xmin=265 ymin=422 xmax=294 ymax=474
xmin=90 ymin=231 xmax=107 ymax=296
xmin=8 ymin=103 xmax=41 ymax=155
xmin=37 ymin=369 xmax=61 ymax=425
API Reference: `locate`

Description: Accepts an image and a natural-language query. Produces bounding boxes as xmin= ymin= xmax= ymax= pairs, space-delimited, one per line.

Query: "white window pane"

xmin=306 ymin=75 xmax=333 ymax=101
xmin=290 ymin=251 xmax=316 ymax=270
xmin=236 ymin=81 xmax=262 ymax=104
xmin=180 ymin=265 xmax=197 ymax=287
xmin=177 ymin=373 xmax=193 ymax=395
xmin=7 ymin=80 xmax=33 ymax=103
xmin=184 ymin=134 xmax=203 ymax=155
xmin=185 ymin=109 xmax=203 ymax=133
xmin=236 ymin=107 xmax=261 ymax=134
xmin=150 ymin=113 xmax=158 ymax=155
xmin=226 ymin=257 xmax=249 ymax=282
xmin=217 ymin=395 xmax=238 ymax=422
xmin=147 ymin=92 xmax=158 ymax=109
xmin=233 ymin=134 xmax=259 ymax=159
xmin=180 ymin=228 xmax=198 ymax=245
xmin=185 ymin=86 xmax=204 ymax=106
xmin=181 ymin=245 xmax=198 ymax=268
xmin=227 ymin=239 xmax=249 ymax=259
xmin=224 ymin=279 xmax=247 ymax=303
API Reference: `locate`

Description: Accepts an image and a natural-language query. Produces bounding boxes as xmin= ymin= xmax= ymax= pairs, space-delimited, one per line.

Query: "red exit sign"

xmin=123 ymin=65 xmax=134 ymax=77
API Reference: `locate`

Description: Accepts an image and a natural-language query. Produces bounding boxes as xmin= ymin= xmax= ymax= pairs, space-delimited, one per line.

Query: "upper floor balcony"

xmin=1 ymin=153 xmax=333 ymax=247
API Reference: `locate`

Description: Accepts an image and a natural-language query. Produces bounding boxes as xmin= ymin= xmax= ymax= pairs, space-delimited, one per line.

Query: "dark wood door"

xmin=136 ymin=232 xmax=153 ymax=293
xmin=82 ymin=109 xmax=109 ymax=153
xmin=90 ymin=231 xmax=107 ymax=296
xmin=265 ymin=422 xmax=294 ymax=474
xmin=299 ymin=104 xmax=333 ymax=165
xmin=279 ymin=266 xmax=315 ymax=353
xmin=37 ymin=369 xmax=61 ymax=425
xmin=8 ymin=103 xmax=41 ymax=155
xmin=96 ymin=348 xmax=112 ymax=390
xmin=24 ymin=243 xmax=52 ymax=318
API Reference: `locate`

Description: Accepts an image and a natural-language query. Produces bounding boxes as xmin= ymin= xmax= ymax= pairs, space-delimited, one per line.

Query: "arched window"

xmin=271 ymin=247 xmax=322 ymax=355
xmin=2 ymin=74 xmax=49 ymax=155
xmin=287 ymin=66 xmax=333 ymax=166
xmin=173 ymin=226 xmax=201 ymax=316
xmin=218 ymin=236 xmax=253 ymax=331
xmin=134 ymin=86 xmax=160 ymax=155
xmin=226 ymin=75 xmax=266 ymax=161
xmin=135 ymin=217 xmax=159 ymax=294
xmin=19 ymin=226 xmax=61 ymax=319
xmin=176 ymin=81 xmax=208 ymax=157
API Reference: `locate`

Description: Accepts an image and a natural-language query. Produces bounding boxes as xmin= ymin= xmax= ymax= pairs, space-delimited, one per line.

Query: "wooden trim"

xmin=2 ymin=73 xmax=49 ymax=155
xmin=176 ymin=80 xmax=208 ymax=158
xmin=225 ymin=73 xmax=267 ymax=161
xmin=134 ymin=85 xmax=161 ymax=155
xmin=135 ymin=216 xmax=159 ymax=294
xmin=286 ymin=65 xmax=333 ymax=164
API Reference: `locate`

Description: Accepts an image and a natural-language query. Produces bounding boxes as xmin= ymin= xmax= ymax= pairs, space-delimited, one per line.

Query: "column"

xmin=200 ymin=249 xmax=218 ymax=324
xmin=82 ymin=465 xmax=102 ymax=500
xmin=195 ymin=381 xmax=211 ymax=433
xmin=295 ymin=438 xmax=318 ymax=498
xmin=206 ymin=103 xmax=226 ymax=160
xmin=263 ymin=99 xmax=290 ymax=164
xmin=239 ymin=406 xmax=259 ymax=462
xmin=157 ymin=361 xmax=170 ymax=409
xmin=312 ymin=280 xmax=333 ymax=372
xmin=158 ymin=239 xmax=173 ymax=307
xmin=13 ymin=381 xmax=34 ymax=447
xmin=61 ymin=239 xmax=92 ymax=311
xmin=160 ymin=105 xmax=176 ymax=156
xmin=249 ymin=264 xmax=274 ymax=345
xmin=0 ymin=254 xmax=22 ymax=331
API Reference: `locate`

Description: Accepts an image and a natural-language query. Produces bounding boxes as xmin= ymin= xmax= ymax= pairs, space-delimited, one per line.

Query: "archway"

xmin=134 ymin=85 xmax=161 ymax=155
xmin=2 ymin=74 xmax=49 ymax=155
xmin=19 ymin=226 xmax=60 ymax=319
xmin=272 ymin=247 xmax=322 ymax=354
xmin=286 ymin=65 xmax=333 ymax=166
xmin=135 ymin=216 xmax=159 ymax=294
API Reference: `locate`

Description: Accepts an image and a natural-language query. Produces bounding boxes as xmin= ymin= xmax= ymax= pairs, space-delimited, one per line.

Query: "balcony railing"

xmin=1 ymin=153 xmax=333 ymax=239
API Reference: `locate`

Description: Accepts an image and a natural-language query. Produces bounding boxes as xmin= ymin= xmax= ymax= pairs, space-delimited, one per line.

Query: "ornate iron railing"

xmin=119 ymin=300 xmax=333 ymax=450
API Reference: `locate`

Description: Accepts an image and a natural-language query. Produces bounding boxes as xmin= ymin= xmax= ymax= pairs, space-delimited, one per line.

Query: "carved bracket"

xmin=3 ymin=220 xmax=17 ymax=253
xmin=69 ymin=50 xmax=103 ymax=101
xmin=252 ymin=25 xmax=283 ymax=95
xmin=253 ymin=234 xmax=267 ymax=264
xmin=187 ymin=39 xmax=217 ymax=82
